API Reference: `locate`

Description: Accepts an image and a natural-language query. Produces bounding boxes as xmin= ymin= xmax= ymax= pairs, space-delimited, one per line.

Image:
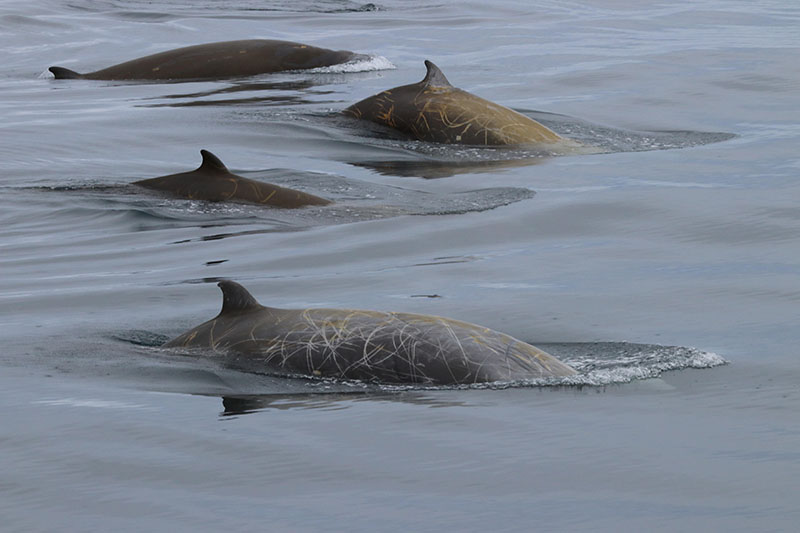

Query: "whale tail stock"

xmin=49 ymin=66 xmax=85 ymax=79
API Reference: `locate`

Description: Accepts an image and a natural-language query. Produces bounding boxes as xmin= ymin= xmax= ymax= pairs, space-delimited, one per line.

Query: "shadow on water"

xmin=532 ymin=110 xmax=738 ymax=153
xmin=27 ymin=168 xmax=537 ymax=238
xmin=139 ymin=79 xmax=339 ymax=108
xmin=69 ymin=0 xmax=382 ymax=17
xmin=350 ymin=156 xmax=550 ymax=179
xmin=218 ymin=391 xmax=468 ymax=417
xmin=328 ymin=110 xmax=736 ymax=179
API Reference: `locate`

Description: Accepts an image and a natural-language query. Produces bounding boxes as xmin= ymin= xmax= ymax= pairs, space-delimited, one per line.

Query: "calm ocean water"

xmin=1 ymin=0 xmax=799 ymax=531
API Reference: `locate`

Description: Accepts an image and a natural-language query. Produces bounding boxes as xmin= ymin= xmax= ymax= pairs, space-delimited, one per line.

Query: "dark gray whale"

xmin=50 ymin=39 xmax=365 ymax=81
xmin=133 ymin=150 xmax=330 ymax=208
xmin=164 ymin=281 xmax=577 ymax=385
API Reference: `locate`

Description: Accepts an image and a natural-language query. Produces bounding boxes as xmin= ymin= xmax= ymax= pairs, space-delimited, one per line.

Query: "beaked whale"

xmin=164 ymin=280 xmax=577 ymax=385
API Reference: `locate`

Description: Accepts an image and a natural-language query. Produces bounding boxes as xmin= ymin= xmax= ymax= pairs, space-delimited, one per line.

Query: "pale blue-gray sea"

xmin=1 ymin=1 xmax=798 ymax=531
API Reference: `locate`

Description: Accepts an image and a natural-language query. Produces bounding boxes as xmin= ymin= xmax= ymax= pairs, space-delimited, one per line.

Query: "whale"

xmin=344 ymin=60 xmax=582 ymax=147
xmin=49 ymin=39 xmax=365 ymax=81
xmin=163 ymin=280 xmax=578 ymax=385
xmin=133 ymin=150 xmax=330 ymax=208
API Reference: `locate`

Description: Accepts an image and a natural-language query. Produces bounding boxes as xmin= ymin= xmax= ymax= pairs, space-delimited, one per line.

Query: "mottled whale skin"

xmin=133 ymin=150 xmax=330 ymax=208
xmin=344 ymin=60 xmax=580 ymax=147
xmin=164 ymin=280 xmax=577 ymax=385
xmin=49 ymin=39 xmax=364 ymax=81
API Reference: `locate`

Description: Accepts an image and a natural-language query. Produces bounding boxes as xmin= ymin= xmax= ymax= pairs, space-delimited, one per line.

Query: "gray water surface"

xmin=1 ymin=0 xmax=799 ymax=531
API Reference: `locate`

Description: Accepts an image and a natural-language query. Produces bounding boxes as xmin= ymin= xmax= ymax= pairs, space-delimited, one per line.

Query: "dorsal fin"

xmin=217 ymin=280 xmax=263 ymax=314
xmin=49 ymin=66 xmax=84 ymax=80
xmin=421 ymin=60 xmax=452 ymax=88
xmin=198 ymin=149 xmax=228 ymax=172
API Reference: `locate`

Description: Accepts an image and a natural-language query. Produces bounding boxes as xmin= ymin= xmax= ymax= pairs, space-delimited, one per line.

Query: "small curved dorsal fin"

xmin=198 ymin=149 xmax=228 ymax=172
xmin=49 ymin=66 xmax=84 ymax=79
xmin=217 ymin=280 xmax=263 ymax=314
xmin=421 ymin=60 xmax=452 ymax=88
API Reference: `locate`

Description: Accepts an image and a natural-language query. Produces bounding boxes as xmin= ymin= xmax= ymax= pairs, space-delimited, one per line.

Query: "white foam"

xmin=309 ymin=55 xmax=395 ymax=74
xmin=376 ymin=345 xmax=728 ymax=390
xmin=558 ymin=346 xmax=729 ymax=387
xmin=683 ymin=348 xmax=728 ymax=369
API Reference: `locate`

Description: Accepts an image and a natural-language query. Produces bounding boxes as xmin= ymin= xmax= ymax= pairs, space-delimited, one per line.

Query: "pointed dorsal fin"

xmin=421 ymin=60 xmax=452 ymax=88
xmin=198 ymin=149 xmax=228 ymax=172
xmin=217 ymin=280 xmax=263 ymax=314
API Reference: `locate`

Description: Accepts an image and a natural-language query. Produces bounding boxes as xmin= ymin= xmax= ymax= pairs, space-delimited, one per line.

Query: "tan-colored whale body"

xmin=344 ymin=60 xmax=576 ymax=147
xmin=164 ymin=280 xmax=577 ymax=385
xmin=133 ymin=150 xmax=330 ymax=208
xmin=49 ymin=39 xmax=365 ymax=81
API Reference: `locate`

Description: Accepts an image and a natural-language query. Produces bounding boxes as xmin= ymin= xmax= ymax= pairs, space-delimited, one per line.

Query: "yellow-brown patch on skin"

xmin=260 ymin=189 xmax=277 ymax=204
xmin=509 ymin=351 xmax=537 ymax=366
xmin=376 ymin=104 xmax=396 ymax=127
xmin=416 ymin=112 xmax=430 ymax=132
xmin=223 ymin=177 xmax=238 ymax=200
xmin=183 ymin=331 xmax=198 ymax=345
xmin=209 ymin=319 xmax=220 ymax=350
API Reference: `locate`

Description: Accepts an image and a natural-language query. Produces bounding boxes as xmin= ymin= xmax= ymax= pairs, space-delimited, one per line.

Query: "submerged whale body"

xmin=49 ymin=39 xmax=364 ymax=81
xmin=133 ymin=150 xmax=330 ymax=208
xmin=164 ymin=280 xmax=578 ymax=385
xmin=344 ymin=60 xmax=580 ymax=147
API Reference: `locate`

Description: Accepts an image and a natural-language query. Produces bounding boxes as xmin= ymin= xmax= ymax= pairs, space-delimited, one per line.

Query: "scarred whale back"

xmin=344 ymin=60 xmax=566 ymax=146
xmin=164 ymin=281 xmax=577 ymax=384
xmin=133 ymin=150 xmax=330 ymax=208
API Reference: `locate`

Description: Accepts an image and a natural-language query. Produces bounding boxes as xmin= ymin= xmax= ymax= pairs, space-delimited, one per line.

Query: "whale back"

xmin=164 ymin=281 xmax=577 ymax=384
xmin=50 ymin=40 xmax=360 ymax=81
xmin=344 ymin=60 xmax=563 ymax=146
xmin=164 ymin=281 xmax=274 ymax=350
xmin=259 ymin=308 xmax=577 ymax=383
xmin=132 ymin=150 xmax=330 ymax=207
